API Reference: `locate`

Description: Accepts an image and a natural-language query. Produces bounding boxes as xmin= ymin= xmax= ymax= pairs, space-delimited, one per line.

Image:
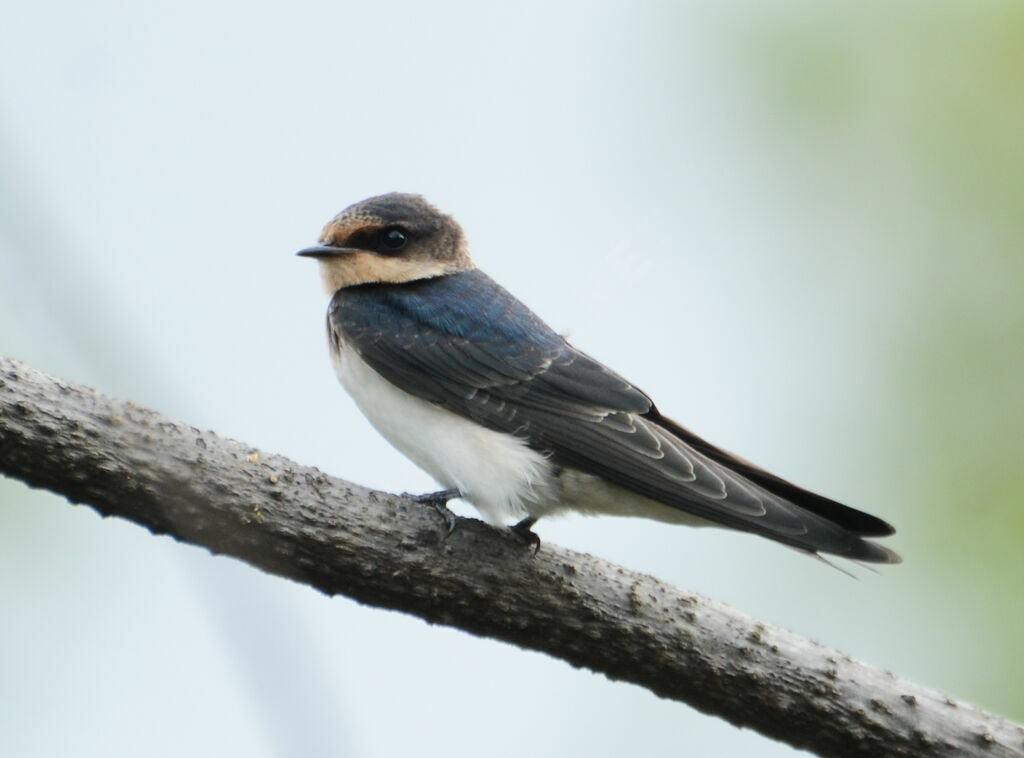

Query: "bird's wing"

xmin=330 ymin=270 xmax=898 ymax=563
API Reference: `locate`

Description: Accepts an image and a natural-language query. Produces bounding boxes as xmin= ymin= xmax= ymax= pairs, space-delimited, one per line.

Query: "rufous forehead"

xmin=318 ymin=216 xmax=383 ymax=246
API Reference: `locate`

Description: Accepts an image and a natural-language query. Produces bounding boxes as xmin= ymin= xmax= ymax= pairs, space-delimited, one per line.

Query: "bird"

xmin=297 ymin=192 xmax=900 ymax=565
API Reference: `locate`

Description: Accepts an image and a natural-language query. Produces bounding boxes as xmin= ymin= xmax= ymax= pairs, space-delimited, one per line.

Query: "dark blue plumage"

xmin=333 ymin=270 xmax=650 ymax=411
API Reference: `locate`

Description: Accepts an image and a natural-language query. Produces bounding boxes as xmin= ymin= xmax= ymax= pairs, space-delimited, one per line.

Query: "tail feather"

xmin=647 ymin=408 xmax=901 ymax=564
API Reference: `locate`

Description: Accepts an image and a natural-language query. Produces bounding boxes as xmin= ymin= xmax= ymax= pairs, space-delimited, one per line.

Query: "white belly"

xmin=333 ymin=348 xmax=555 ymax=524
xmin=333 ymin=347 xmax=711 ymax=528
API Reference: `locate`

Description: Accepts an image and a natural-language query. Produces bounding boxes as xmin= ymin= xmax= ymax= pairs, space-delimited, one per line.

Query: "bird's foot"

xmin=407 ymin=489 xmax=462 ymax=537
xmin=510 ymin=517 xmax=541 ymax=555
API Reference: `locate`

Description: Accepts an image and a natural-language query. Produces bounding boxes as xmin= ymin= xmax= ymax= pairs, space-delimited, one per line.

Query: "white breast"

xmin=333 ymin=347 xmax=556 ymax=524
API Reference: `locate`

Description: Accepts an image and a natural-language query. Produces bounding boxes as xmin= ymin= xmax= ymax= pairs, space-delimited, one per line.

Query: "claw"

xmin=407 ymin=489 xmax=461 ymax=537
xmin=510 ymin=516 xmax=541 ymax=555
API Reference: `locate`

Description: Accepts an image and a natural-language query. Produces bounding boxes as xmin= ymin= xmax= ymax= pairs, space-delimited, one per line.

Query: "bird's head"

xmin=297 ymin=193 xmax=473 ymax=294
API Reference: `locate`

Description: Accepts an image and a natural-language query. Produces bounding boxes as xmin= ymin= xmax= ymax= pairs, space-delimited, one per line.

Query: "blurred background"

xmin=2 ymin=1 xmax=1022 ymax=756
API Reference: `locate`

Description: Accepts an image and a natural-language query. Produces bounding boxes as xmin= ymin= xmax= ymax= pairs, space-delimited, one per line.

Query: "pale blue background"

xmin=2 ymin=2 xmax=1022 ymax=756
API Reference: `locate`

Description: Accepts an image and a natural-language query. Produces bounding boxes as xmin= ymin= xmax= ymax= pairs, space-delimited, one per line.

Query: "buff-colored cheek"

xmin=317 ymin=253 xmax=466 ymax=293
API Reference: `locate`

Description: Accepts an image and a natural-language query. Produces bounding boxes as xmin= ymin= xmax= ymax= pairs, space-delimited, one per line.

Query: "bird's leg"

xmin=408 ymin=489 xmax=462 ymax=536
xmin=510 ymin=516 xmax=541 ymax=555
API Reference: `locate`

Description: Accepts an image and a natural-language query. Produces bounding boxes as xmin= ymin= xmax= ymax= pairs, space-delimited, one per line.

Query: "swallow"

xmin=298 ymin=193 xmax=899 ymax=564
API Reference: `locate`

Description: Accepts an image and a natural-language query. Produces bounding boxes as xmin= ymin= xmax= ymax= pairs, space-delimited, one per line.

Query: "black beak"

xmin=296 ymin=245 xmax=357 ymax=259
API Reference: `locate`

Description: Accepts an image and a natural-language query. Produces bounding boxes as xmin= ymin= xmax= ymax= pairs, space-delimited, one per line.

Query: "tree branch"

xmin=1 ymin=355 xmax=1021 ymax=758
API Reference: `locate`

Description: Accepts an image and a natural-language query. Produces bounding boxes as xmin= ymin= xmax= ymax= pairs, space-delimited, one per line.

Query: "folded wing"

xmin=331 ymin=270 xmax=899 ymax=563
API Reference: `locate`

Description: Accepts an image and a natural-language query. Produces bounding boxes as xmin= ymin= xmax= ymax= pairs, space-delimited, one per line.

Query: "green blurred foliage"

xmin=742 ymin=2 xmax=1024 ymax=717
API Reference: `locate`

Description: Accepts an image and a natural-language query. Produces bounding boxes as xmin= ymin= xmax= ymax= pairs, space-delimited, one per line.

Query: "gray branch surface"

xmin=1 ymin=356 xmax=1021 ymax=758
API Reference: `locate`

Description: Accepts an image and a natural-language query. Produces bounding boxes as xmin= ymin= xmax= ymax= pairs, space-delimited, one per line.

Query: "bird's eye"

xmin=378 ymin=227 xmax=408 ymax=252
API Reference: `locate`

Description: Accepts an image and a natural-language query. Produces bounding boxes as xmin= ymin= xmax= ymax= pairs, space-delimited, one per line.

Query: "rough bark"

xmin=1 ymin=355 xmax=1021 ymax=758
